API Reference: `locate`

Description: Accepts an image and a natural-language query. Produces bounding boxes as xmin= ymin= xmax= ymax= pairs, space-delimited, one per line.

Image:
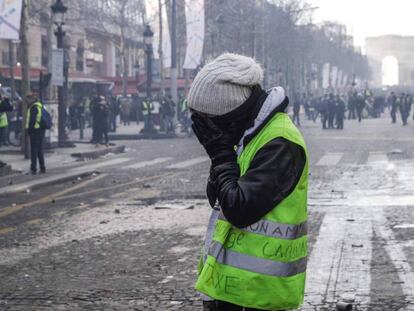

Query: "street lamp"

xmin=143 ymin=24 xmax=154 ymax=99
xmin=134 ymin=62 xmax=140 ymax=92
xmin=51 ymin=0 xmax=68 ymax=146
xmin=51 ymin=0 xmax=67 ymax=25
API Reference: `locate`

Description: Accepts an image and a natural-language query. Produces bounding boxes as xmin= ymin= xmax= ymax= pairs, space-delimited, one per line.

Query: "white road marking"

xmin=166 ymin=156 xmax=209 ymax=169
xmin=0 ymin=170 xmax=97 ymax=196
xmin=374 ymin=210 xmax=414 ymax=303
xmin=305 ymin=214 xmax=347 ymax=306
xmin=400 ymin=240 xmax=414 ymax=248
xmin=335 ymin=207 xmax=372 ymax=306
xmin=316 ymin=153 xmax=343 ymax=166
xmin=305 ymin=209 xmax=372 ymax=307
xmin=123 ymin=157 xmax=172 ymax=170
xmin=393 ymin=224 xmax=414 ymax=229
xmin=367 ymin=152 xmax=388 ymax=163
xmin=72 ymin=157 xmax=131 ymax=172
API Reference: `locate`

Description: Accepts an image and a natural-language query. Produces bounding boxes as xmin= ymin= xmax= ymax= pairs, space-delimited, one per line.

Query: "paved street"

xmin=0 ymin=117 xmax=414 ymax=310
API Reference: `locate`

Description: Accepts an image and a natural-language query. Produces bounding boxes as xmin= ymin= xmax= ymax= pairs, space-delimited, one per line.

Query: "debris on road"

xmin=336 ymin=301 xmax=353 ymax=310
xmin=155 ymin=201 xmax=195 ymax=210
xmin=390 ymin=149 xmax=403 ymax=155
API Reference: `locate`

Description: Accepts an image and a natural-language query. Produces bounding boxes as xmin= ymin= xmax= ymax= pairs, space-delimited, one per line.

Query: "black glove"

xmin=191 ymin=113 xmax=237 ymax=167
xmin=206 ymin=163 xmax=223 ymax=209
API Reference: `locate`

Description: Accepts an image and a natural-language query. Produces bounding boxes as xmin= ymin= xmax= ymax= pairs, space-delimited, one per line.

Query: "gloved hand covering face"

xmin=207 ymin=85 xmax=265 ymax=145
xmin=191 ymin=85 xmax=266 ymax=166
xmin=191 ymin=113 xmax=238 ymax=166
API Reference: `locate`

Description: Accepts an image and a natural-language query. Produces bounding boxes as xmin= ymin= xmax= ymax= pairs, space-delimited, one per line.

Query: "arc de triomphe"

xmin=365 ymin=35 xmax=414 ymax=87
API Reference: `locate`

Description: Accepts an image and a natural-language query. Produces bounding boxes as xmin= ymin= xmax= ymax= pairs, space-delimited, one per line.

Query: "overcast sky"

xmin=311 ymin=0 xmax=414 ymax=48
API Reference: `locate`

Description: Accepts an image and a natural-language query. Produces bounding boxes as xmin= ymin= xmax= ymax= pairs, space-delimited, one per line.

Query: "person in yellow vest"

xmin=188 ymin=54 xmax=308 ymax=311
xmin=25 ymin=94 xmax=46 ymax=175
xmin=0 ymin=95 xmax=13 ymax=147
xmin=141 ymin=98 xmax=155 ymax=132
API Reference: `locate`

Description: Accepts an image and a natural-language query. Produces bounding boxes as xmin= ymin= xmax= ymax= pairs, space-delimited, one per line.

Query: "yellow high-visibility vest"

xmin=25 ymin=102 xmax=43 ymax=129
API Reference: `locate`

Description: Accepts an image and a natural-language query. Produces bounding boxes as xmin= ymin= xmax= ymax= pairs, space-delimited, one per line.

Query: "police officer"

xmin=347 ymin=90 xmax=357 ymax=120
xmin=356 ymin=93 xmax=366 ymax=123
xmin=26 ymin=94 xmax=46 ymax=175
xmin=389 ymin=92 xmax=397 ymax=123
xmin=292 ymin=92 xmax=301 ymax=126
xmin=335 ymin=95 xmax=346 ymax=129
xmin=95 ymin=96 xmax=109 ymax=146
xmin=401 ymin=93 xmax=412 ymax=126
xmin=320 ymin=94 xmax=329 ymax=129
xmin=395 ymin=93 xmax=404 ymax=125
xmin=90 ymin=93 xmax=100 ymax=143
xmin=327 ymin=93 xmax=336 ymax=129
xmin=0 ymin=95 xmax=13 ymax=147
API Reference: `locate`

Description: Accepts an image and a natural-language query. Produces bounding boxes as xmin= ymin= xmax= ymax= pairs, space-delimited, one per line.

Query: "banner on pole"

xmin=322 ymin=63 xmax=330 ymax=89
xmin=51 ymin=49 xmax=64 ymax=86
xmin=337 ymin=70 xmax=343 ymax=89
xmin=342 ymin=73 xmax=349 ymax=87
xmin=331 ymin=66 xmax=338 ymax=88
xmin=183 ymin=0 xmax=205 ymax=70
xmin=0 ymin=0 xmax=23 ymax=40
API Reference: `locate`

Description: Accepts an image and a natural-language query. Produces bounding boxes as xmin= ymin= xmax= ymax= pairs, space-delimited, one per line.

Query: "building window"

xmin=2 ymin=50 xmax=10 ymax=66
xmin=41 ymin=35 xmax=48 ymax=67
xmin=76 ymin=40 xmax=85 ymax=72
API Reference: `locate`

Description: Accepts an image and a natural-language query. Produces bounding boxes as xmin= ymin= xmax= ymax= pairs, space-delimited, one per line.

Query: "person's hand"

xmin=191 ymin=113 xmax=237 ymax=166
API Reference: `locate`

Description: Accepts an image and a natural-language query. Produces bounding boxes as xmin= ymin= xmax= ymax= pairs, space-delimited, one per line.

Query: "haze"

xmin=312 ymin=0 xmax=414 ymax=48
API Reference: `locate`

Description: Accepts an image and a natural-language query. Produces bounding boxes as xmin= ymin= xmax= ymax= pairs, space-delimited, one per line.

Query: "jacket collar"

xmin=237 ymin=87 xmax=289 ymax=155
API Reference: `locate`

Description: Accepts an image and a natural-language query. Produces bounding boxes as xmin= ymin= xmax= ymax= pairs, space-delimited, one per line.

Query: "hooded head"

xmin=188 ymin=53 xmax=264 ymax=116
xmin=26 ymin=93 xmax=38 ymax=105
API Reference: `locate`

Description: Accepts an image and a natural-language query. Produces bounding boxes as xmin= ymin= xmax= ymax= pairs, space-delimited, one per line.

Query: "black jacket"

xmin=0 ymin=98 xmax=13 ymax=113
xmin=207 ymin=95 xmax=306 ymax=229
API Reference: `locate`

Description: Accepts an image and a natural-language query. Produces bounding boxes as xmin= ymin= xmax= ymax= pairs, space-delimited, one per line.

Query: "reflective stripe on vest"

xmin=209 ymin=240 xmax=307 ymax=277
xmin=142 ymin=102 xmax=152 ymax=116
xmin=0 ymin=112 xmax=7 ymax=128
xmin=196 ymin=112 xmax=309 ymax=310
xmin=217 ymin=213 xmax=307 ymax=240
xmin=26 ymin=102 xmax=42 ymax=129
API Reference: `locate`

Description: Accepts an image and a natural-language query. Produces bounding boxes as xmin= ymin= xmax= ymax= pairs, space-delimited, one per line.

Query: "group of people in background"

xmin=65 ymin=92 xmax=187 ymax=146
xmin=1 ymin=87 xmax=413 ymax=153
xmin=291 ymin=88 xmax=413 ymax=129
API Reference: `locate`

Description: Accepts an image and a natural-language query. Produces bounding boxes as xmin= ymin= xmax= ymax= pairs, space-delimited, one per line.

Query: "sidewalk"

xmin=0 ymin=138 xmax=127 ymax=195
xmin=68 ymin=122 xmax=187 ymax=141
xmin=67 ymin=122 xmax=145 ymax=143
xmin=0 ymin=143 xmax=123 ymax=173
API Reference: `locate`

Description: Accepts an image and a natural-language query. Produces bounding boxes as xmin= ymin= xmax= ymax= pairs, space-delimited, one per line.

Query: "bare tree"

xmin=79 ymin=0 xmax=146 ymax=97
xmin=158 ymin=0 xmax=165 ymax=96
xmin=20 ymin=0 xmax=30 ymax=158
xmin=202 ymin=0 xmax=370 ymax=92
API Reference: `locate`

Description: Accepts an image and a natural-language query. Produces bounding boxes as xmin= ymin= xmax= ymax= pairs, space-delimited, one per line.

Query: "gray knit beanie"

xmin=188 ymin=53 xmax=264 ymax=116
